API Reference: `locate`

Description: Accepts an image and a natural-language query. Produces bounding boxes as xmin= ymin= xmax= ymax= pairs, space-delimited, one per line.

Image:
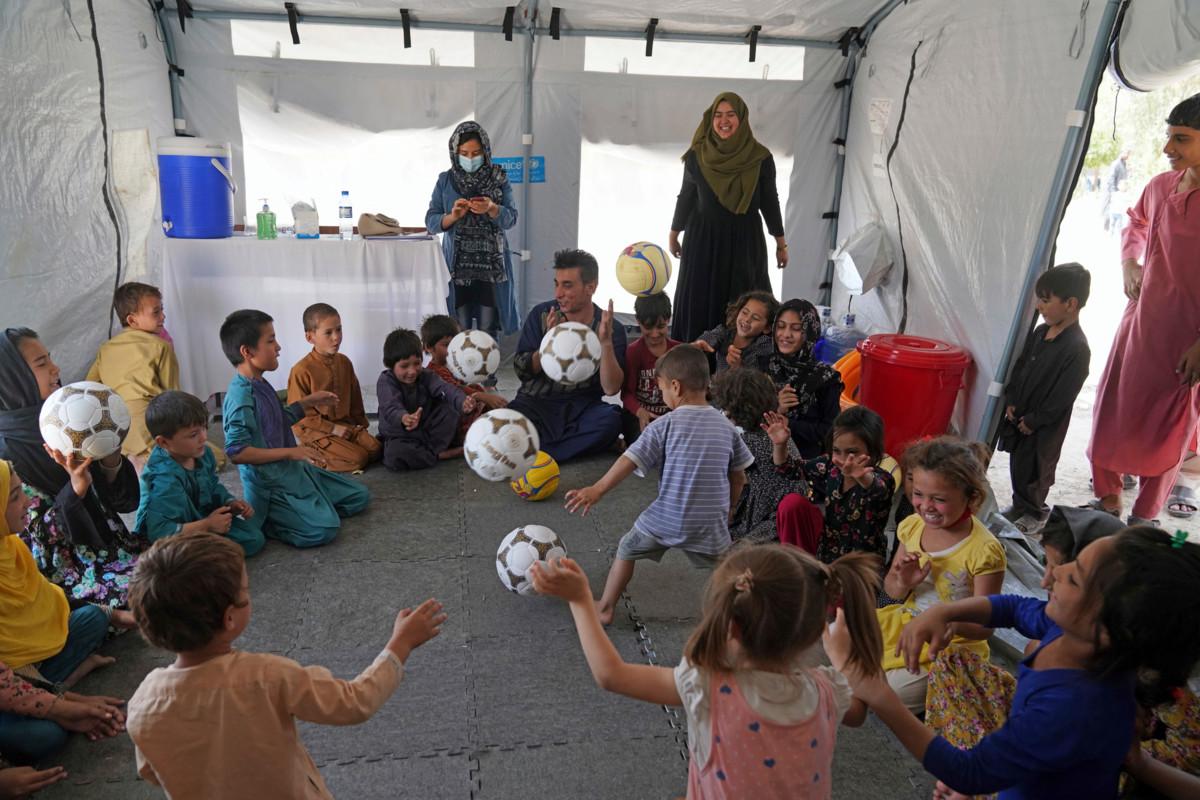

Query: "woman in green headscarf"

xmin=669 ymin=92 xmax=787 ymax=342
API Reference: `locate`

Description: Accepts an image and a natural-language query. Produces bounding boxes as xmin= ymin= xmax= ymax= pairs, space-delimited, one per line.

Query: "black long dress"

xmin=670 ymin=151 xmax=784 ymax=342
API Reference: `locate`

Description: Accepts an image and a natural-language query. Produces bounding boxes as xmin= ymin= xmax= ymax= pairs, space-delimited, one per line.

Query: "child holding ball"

xmin=564 ymin=345 xmax=752 ymax=625
xmin=126 ymin=532 xmax=446 ymax=799
xmin=531 ymin=544 xmax=882 ymax=797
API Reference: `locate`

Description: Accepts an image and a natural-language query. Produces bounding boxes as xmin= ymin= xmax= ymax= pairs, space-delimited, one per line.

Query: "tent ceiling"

xmin=179 ymin=0 xmax=889 ymax=42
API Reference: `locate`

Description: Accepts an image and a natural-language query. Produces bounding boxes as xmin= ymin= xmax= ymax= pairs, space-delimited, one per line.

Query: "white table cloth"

xmin=162 ymin=236 xmax=450 ymax=409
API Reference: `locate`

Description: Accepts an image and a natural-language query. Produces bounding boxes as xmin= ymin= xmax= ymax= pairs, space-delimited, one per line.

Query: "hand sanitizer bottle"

xmin=256 ymin=199 xmax=276 ymax=240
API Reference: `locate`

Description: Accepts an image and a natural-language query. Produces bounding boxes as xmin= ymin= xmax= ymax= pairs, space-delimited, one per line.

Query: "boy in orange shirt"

xmin=286 ymin=303 xmax=381 ymax=473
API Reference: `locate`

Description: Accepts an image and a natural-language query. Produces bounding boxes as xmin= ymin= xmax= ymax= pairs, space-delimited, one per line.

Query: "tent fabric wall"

xmin=1111 ymin=0 xmax=1200 ymax=92
xmin=832 ymin=0 xmax=1101 ymax=438
xmin=0 ymin=0 xmax=172 ymax=380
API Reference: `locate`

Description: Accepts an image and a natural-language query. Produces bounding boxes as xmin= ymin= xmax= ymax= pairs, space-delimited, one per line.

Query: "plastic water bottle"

xmin=338 ymin=190 xmax=353 ymax=240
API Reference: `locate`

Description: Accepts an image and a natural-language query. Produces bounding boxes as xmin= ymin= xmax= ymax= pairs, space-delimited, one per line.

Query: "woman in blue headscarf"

xmin=425 ymin=121 xmax=519 ymax=335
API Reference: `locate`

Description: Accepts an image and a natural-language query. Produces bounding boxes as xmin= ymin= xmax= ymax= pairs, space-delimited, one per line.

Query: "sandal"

xmin=1166 ymin=484 xmax=1198 ymax=519
xmin=1081 ymin=498 xmax=1120 ymax=517
xmin=1127 ymin=515 xmax=1161 ymax=527
xmin=1087 ymin=475 xmax=1138 ymax=491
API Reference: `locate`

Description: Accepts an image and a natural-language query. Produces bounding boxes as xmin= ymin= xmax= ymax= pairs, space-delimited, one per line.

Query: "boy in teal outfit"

xmin=219 ymin=309 xmax=369 ymax=548
xmin=135 ymin=390 xmax=264 ymax=555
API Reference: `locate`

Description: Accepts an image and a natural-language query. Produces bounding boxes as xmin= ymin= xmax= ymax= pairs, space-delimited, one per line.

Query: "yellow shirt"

xmin=87 ymin=328 xmax=179 ymax=458
xmin=128 ymin=649 xmax=402 ymax=800
xmin=877 ymin=515 xmax=1006 ymax=671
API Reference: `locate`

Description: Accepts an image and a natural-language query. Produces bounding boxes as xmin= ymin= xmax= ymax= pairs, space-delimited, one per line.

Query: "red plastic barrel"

xmin=856 ymin=334 xmax=972 ymax=457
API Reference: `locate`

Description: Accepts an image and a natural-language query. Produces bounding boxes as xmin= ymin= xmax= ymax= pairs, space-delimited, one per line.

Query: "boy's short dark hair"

xmin=113 ymin=282 xmax=162 ymax=327
xmin=219 ymin=310 xmax=273 ymax=366
xmin=655 ymin=345 xmax=710 ymax=392
xmin=634 ymin=293 xmax=672 ymax=327
xmin=303 ymin=303 xmax=339 ymax=332
xmin=711 ymin=367 xmax=777 ymax=430
xmin=383 ymin=328 xmax=423 ymax=368
xmin=1035 ymin=262 xmax=1091 ymax=308
xmin=129 ymin=532 xmax=246 ymax=653
xmin=420 ymin=314 xmax=461 ymax=349
xmin=146 ymin=390 xmax=209 ymax=439
xmin=553 ymin=249 xmax=599 ymax=286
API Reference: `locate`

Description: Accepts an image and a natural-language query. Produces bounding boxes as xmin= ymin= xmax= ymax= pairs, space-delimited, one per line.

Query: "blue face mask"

xmin=458 ymin=154 xmax=485 ymax=173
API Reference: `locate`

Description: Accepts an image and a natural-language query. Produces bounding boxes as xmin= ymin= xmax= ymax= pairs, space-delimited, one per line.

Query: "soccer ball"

xmin=39 ymin=381 xmax=131 ymax=460
xmin=447 ymin=329 xmax=500 ymax=384
xmin=616 ymin=241 xmax=672 ymax=296
xmin=510 ymin=451 xmax=560 ymax=501
xmin=496 ymin=524 xmax=567 ymax=596
xmin=463 ymin=409 xmax=540 ymax=482
xmin=539 ymin=322 xmax=601 ymax=387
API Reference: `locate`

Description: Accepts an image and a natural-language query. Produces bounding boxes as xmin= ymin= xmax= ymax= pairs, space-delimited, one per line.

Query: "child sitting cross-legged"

xmin=286 ymin=303 xmax=382 ymax=474
xmin=377 ymin=328 xmax=478 ymax=470
xmin=530 ymin=544 xmax=883 ymax=797
xmin=126 ymin=532 xmax=446 ymax=800
xmin=134 ymin=391 xmax=264 ymax=556
xmin=420 ymin=314 xmax=507 ymax=445
xmin=711 ymin=367 xmax=800 ymax=543
xmin=620 ymin=293 xmax=680 ymax=446
xmin=564 ymin=345 xmax=753 ymax=625
xmin=220 ymin=310 xmax=370 ymax=548
xmin=769 ymin=405 xmax=896 ymax=563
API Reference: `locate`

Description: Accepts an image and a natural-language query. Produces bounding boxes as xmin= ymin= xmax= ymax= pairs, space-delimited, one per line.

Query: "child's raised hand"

xmin=725 ymin=344 xmax=743 ymax=369
xmin=45 ymin=445 xmax=93 ymax=498
xmin=564 ymin=485 xmax=601 ymax=516
xmin=760 ymin=411 xmax=791 ymax=447
xmin=529 ymin=557 xmax=590 ymax=603
xmin=301 ymin=390 xmax=339 ymax=408
xmin=402 ymin=407 xmax=423 ymax=431
xmin=205 ymin=505 xmax=234 ymax=534
xmin=842 ymin=454 xmax=874 ymax=482
xmin=690 ymin=339 xmax=715 ymax=353
xmin=461 ymin=395 xmax=477 ymax=414
xmin=823 ymin=610 xmax=892 ymax=706
xmin=229 ymin=499 xmax=254 ymax=519
xmin=890 ymin=552 xmax=932 ymax=596
xmin=388 ymin=598 xmax=447 ymax=662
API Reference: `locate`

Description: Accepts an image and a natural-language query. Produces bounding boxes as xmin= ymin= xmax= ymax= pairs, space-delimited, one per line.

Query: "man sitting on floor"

xmin=507 ymin=249 xmax=626 ymax=462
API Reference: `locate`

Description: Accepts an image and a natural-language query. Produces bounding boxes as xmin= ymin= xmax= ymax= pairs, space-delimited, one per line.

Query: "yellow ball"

xmin=510 ymin=451 xmax=560 ymax=501
xmin=616 ymin=241 xmax=672 ymax=296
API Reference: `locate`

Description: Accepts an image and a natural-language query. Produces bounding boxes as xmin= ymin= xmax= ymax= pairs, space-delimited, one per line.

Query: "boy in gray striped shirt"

xmin=564 ymin=346 xmax=752 ymax=624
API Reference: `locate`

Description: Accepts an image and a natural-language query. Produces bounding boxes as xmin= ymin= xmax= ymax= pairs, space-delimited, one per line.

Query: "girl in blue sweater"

xmin=825 ymin=526 xmax=1200 ymax=800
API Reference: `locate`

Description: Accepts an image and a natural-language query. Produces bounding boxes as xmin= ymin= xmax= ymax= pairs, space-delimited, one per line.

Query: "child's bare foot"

xmin=438 ymin=447 xmax=464 ymax=460
xmin=62 ymin=654 xmax=116 ymax=688
xmin=597 ymin=601 xmax=615 ymax=626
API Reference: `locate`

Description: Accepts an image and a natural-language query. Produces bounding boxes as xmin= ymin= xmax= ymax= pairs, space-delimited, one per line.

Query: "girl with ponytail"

xmin=531 ymin=544 xmax=882 ymax=798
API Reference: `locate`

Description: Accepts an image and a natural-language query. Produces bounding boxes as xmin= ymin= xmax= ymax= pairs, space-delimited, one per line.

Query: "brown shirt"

xmin=287 ymin=349 xmax=369 ymax=435
xmin=127 ymin=649 xmax=401 ymax=799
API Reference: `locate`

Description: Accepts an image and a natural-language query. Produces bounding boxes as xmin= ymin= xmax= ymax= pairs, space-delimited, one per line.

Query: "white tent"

xmin=2 ymin=0 xmax=1198 ymax=441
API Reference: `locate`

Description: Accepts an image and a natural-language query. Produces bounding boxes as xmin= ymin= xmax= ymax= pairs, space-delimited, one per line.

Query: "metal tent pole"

xmin=976 ymin=0 xmax=1126 ymax=443
xmin=520 ymin=1 xmax=538 ymax=316
xmin=152 ymin=3 xmax=186 ymax=133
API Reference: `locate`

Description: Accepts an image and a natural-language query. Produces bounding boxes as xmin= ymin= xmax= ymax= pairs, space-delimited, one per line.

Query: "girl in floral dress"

xmin=768 ymin=405 xmax=895 ymax=563
xmin=0 ymin=328 xmax=145 ymax=608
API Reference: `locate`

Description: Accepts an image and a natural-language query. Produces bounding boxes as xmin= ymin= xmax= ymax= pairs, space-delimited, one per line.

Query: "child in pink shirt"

xmin=531 ymin=544 xmax=883 ymax=798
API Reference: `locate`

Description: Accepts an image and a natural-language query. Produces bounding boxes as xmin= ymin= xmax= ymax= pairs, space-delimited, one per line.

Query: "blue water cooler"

xmin=157 ymin=137 xmax=236 ymax=238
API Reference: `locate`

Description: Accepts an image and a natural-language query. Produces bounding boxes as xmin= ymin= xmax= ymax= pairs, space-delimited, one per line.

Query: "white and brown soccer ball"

xmin=495 ymin=524 xmax=567 ymax=596
xmin=39 ymin=381 xmax=131 ymax=460
xmin=447 ymin=329 xmax=501 ymax=384
xmin=538 ymin=321 xmax=601 ymax=387
xmin=463 ymin=409 xmax=540 ymax=482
